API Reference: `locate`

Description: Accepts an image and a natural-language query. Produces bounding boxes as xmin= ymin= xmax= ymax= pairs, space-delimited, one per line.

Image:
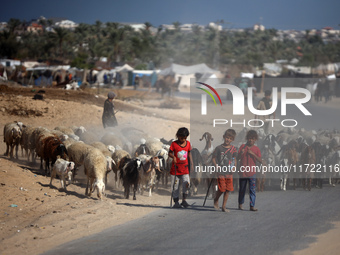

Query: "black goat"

xmin=119 ymin=158 xmax=142 ymax=200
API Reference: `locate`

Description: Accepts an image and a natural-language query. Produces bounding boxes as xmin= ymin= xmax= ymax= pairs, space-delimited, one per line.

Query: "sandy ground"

xmin=293 ymin=222 xmax=340 ymax=255
xmin=0 ymin=84 xmax=340 ymax=255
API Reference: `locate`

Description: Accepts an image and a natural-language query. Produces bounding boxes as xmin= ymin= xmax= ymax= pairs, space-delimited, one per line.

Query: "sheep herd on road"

xmin=3 ymin=121 xmax=167 ymax=200
xmin=3 ymin=122 xmax=340 ymax=202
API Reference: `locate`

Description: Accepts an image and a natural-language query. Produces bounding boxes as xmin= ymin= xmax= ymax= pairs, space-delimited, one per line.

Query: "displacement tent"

xmin=159 ymin=63 xmax=219 ymax=88
xmin=116 ymin=64 xmax=134 ymax=72
xmin=159 ymin=63 xmax=217 ymax=76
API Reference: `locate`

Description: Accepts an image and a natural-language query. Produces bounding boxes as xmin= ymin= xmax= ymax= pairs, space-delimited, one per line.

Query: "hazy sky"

xmin=2 ymin=0 xmax=339 ymax=30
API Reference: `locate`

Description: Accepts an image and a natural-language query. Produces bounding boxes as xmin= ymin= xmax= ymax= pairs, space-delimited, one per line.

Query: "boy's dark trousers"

xmin=238 ymin=176 xmax=256 ymax=207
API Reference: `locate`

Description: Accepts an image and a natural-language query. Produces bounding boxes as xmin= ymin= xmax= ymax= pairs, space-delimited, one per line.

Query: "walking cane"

xmin=203 ymin=178 xmax=214 ymax=207
xmin=170 ymin=164 xmax=177 ymax=207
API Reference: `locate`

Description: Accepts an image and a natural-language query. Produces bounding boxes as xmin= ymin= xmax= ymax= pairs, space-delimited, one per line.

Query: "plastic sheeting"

xmin=116 ymin=64 xmax=133 ymax=72
xmin=263 ymin=63 xmax=282 ymax=76
xmin=159 ymin=63 xmax=217 ymax=76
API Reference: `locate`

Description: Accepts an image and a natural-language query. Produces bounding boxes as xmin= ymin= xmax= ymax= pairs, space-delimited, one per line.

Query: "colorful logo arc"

xmin=196 ymin=82 xmax=223 ymax=106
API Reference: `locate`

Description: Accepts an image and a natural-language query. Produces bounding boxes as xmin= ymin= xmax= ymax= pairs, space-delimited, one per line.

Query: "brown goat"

xmin=42 ymin=136 xmax=68 ymax=176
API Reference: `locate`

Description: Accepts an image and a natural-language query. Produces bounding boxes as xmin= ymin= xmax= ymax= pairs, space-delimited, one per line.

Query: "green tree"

xmin=49 ymin=27 xmax=70 ymax=59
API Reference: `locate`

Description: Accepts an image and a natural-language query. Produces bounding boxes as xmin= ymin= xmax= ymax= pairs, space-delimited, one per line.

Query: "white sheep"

xmin=107 ymin=145 xmax=115 ymax=155
xmin=65 ymin=82 xmax=78 ymax=90
xmin=91 ymin=142 xmax=112 ymax=156
xmin=20 ymin=125 xmax=35 ymax=160
xmin=162 ymin=144 xmax=170 ymax=150
xmin=146 ymin=138 xmax=163 ymax=156
xmin=298 ymin=128 xmax=317 ymax=141
xmin=72 ymin=126 xmax=87 ymax=136
xmin=13 ymin=121 xmax=25 ymax=131
xmin=316 ymin=135 xmax=331 ymax=146
xmin=83 ymin=148 xmax=107 ymax=200
xmin=100 ymin=132 xmax=123 ymax=147
xmin=54 ymin=126 xmax=75 ymax=136
xmin=123 ymin=141 xmax=133 ymax=155
xmin=121 ymin=127 xmax=149 ymax=146
xmin=50 ymin=158 xmax=75 ymax=191
xmin=50 ymin=129 xmax=65 ymax=139
xmin=67 ymin=142 xmax=94 ymax=182
xmin=68 ymin=134 xmax=80 ymax=141
xmin=62 ymin=137 xmax=78 ymax=149
xmin=77 ymin=130 xmax=97 ymax=144
xmin=3 ymin=122 xmax=23 ymax=159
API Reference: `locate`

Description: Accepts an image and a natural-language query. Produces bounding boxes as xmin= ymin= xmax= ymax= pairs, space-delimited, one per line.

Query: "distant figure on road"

xmin=323 ymin=78 xmax=330 ymax=103
xmin=134 ymin=75 xmax=139 ymax=90
xmin=102 ymin=91 xmax=118 ymax=128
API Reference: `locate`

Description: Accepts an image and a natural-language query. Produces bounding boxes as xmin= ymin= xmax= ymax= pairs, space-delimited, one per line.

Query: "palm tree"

xmin=144 ymin=22 xmax=152 ymax=31
xmin=172 ymin=21 xmax=181 ymax=30
xmin=49 ymin=27 xmax=69 ymax=60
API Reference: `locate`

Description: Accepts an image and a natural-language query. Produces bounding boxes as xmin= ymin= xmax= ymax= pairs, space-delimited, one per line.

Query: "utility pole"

xmin=213 ymin=19 xmax=224 ymax=70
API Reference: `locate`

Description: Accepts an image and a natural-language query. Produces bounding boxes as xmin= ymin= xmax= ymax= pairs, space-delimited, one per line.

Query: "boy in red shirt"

xmin=169 ymin=127 xmax=193 ymax=208
xmin=237 ymin=130 xmax=262 ymax=211
xmin=212 ymin=129 xmax=237 ymax=212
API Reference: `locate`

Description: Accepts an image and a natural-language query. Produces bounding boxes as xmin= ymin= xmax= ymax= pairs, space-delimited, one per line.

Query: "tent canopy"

xmin=159 ymin=63 xmax=218 ymax=76
xmin=116 ymin=64 xmax=133 ymax=72
xmin=159 ymin=63 xmax=220 ymax=88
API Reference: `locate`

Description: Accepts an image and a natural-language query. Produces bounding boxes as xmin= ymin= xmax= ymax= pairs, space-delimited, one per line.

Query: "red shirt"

xmin=169 ymin=140 xmax=191 ymax=175
xmin=238 ymin=144 xmax=261 ymax=177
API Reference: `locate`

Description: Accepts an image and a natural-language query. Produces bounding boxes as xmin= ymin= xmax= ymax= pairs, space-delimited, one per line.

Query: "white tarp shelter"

xmin=159 ymin=63 xmax=218 ymax=76
xmin=314 ymin=63 xmax=338 ymax=75
xmin=241 ymin=72 xmax=254 ymax=79
xmin=116 ymin=64 xmax=133 ymax=72
xmin=0 ymin=59 xmax=21 ymax=67
xmin=263 ymin=63 xmax=282 ymax=77
xmin=285 ymin=65 xmax=312 ymax=75
xmin=159 ymin=63 xmax=219 ymax=87
xmin=22 ymin=61 xmax=42 ymax=69
xmin=96 ymin=70 xmax=109 ymax=84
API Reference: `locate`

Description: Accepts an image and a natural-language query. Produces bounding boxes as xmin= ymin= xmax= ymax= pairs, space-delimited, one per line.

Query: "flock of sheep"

xmin=3 ymin=121 xmax=340 ymax=202
xmin=3 ymin=121 xmax=170 ymax=200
